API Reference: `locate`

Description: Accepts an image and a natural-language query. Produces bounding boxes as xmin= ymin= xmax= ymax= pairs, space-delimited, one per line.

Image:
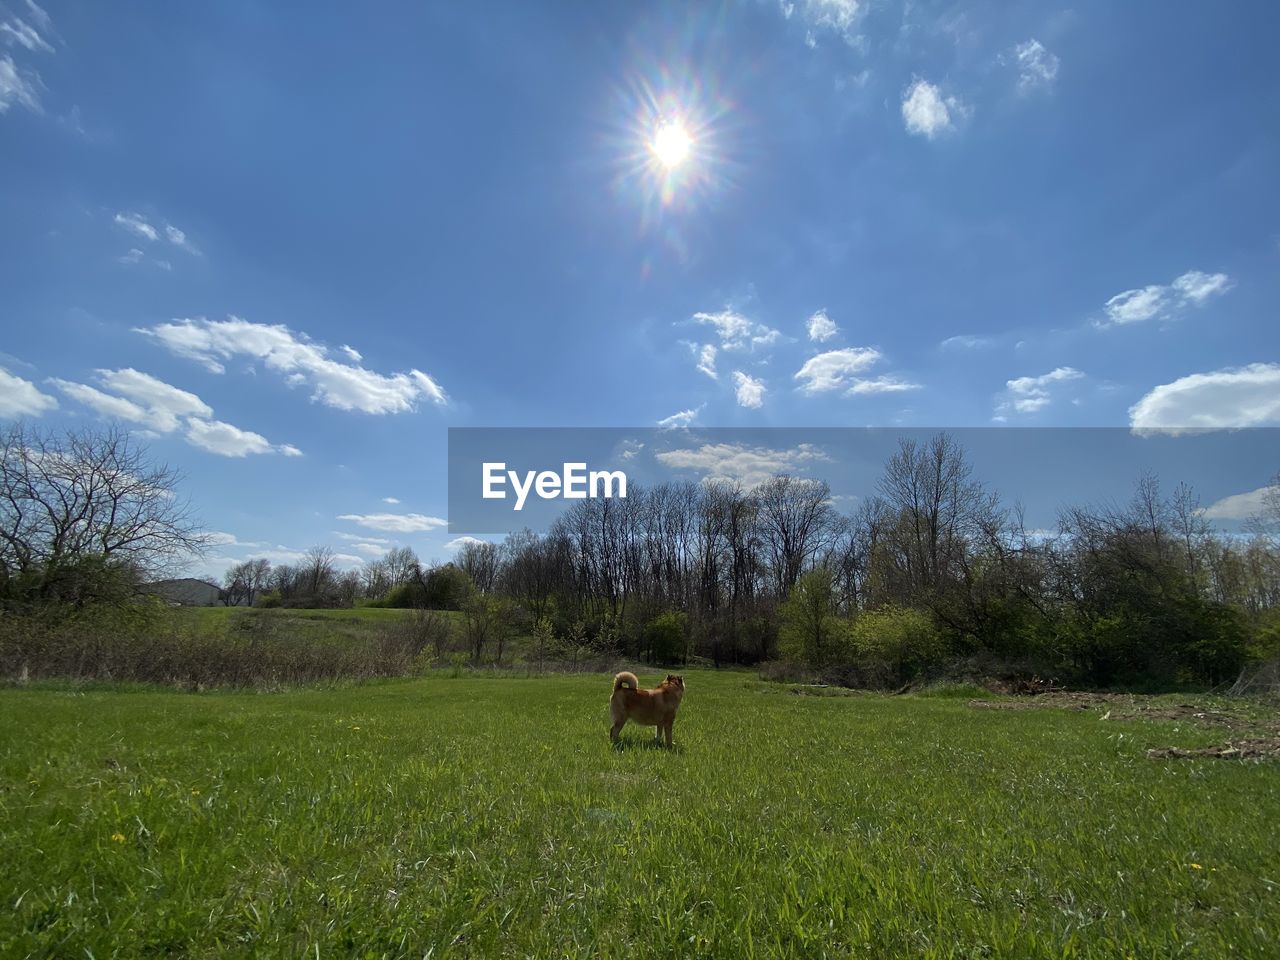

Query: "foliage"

xmin=778 ymin=569 xmax=845 ymax=666
xmin=643 ymin=610 xmax=688 ymax=664
xmin=848 ymin=605 xmax=946 ymax=686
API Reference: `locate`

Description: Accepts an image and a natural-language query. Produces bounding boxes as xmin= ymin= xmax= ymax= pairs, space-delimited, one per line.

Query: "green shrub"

xmin=849 ymin=606 xmax=945 ymax=686
xmin=778 ymin=570 xmax=847 ymax=666
xmin=644 ymin=611 xmax=687 ymax=664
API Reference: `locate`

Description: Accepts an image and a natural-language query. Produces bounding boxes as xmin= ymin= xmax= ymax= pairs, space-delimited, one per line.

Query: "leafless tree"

xmin=457 ymin=539 xmax=500 ymax=593
xmin=383 ymin=546 xmax=420 ymax=587
xmin=0 ymin=422 xmax=207 ymax=608
xmin=299 ymin=545 xmax=336 ymax=601
xmin=222 ymin=557 xmax=273 ymax=606
xmin=756 ymin=475 xmax=835 ymax=596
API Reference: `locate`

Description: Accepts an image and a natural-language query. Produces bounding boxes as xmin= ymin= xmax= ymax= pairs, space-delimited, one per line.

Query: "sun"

xmin=650 ymin=119 xmax=693 ymax=170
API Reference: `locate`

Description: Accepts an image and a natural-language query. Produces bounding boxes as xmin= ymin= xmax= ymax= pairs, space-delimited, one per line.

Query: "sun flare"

xmin=651 ymin=119 xmax=693 ymax=169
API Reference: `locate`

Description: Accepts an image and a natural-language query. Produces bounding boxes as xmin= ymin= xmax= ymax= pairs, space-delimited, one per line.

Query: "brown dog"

xmin=609 ymin=671 xmax=685 ymax=747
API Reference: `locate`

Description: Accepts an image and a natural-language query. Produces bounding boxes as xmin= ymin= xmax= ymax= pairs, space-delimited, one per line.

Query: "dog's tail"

xmin=613 ymin=671 xmax=639 ymax=693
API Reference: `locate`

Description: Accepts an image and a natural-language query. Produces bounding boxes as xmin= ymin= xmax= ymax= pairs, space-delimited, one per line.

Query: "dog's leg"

xmin=610 ymin=718 xmax=624 ymax=743
xmin=663 ymin=721 xmax=674 ymax=748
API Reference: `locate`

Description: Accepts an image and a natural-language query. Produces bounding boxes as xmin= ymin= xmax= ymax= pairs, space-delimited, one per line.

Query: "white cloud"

xmin=656 ymin=442 xmax=829 ymax=488
xmin=732 ymin=371 xmax=766 ymax=409
xmin=113 ymin=212 xmax=158 ymax=242
xmin=1011 ymin=39 xmax=1059 ymax=92
xmin=1 ymin=17 xmax=53 ymax=53
xmin=207 ymin=532 xmax=264 ymax=548
xmin=901 ymin=79 xmax=966 ymax=139
xmin=48 ymin=378 xmax=152 ymax=424
xmin=96 ymin=368 xmax=213 ymax=429
xmin=49 ymin=368 xmax=211 ymax=433
xmin=998 ymin=366 xmax=1085 ymax=416
xmin=691 ymin=309 xmax=781 ymax=352
xmin=657 ymin=407 xmax=700 ymax=429
xmin=335 ymin=532 xmax=392 ymax=546
xmin=114 ymin=213 xmax=199 ymax=255
xmin=24 ymin=2 xmax=54 ymax=34
xmin=1129 ymin=363 xmax=1280 ymax=435
xmin=185 ymin=418 xmax=298 ymax=458
xmin=337 ymin=512 xmax=448 ymax=533
xmin=163 ymin=223 xmax=200 ymax=255
xmin=806 ymin=309 xmax=839 ymax=342
xmin=349 ymin=541 xmax=391 ymax=556
xmin=617 ymin=438 xmax=645 ymax=460
xmin=136 ymin=316 xmax=448 ymax=414
xmin=1103 ymin=285 xmax=1167 ymax=325
xmin=0 ymin=54 xmax=40 ymax=114
xmin=445 ymin=536 xmax=489 ymax=551
xmin=382 ymin=496 xmax=400 ymax=504
xmin=341 ymin=344 xmax=362 ymax=362
xmin=940 ymin=334 xmax=995 ymax=350
xmin=1202 ymin=484 xmax=1280 ymax=522
xmin=794 ymin=347 xmax=882 ymax=394
xmin=49 ymin=367 xmax=298 ymax=457
xmin=0 ymin=366 xmax=57 ymax=416
xmin=1100 ymin=270 xmax=1232 ymax=327
xmin=1172 ymin=270 xmax=1233 ymax=304
xmin=847 ymin=376 xmax=921 ymax=395
xmin=696 ymin=343 xmax=718 ymax=380
xmin=784 ymin=0 xmax=864 ymax=44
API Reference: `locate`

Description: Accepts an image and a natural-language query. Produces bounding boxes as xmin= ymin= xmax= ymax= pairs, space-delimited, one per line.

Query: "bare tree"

xmin=299 ymin=545 xmax=336 ymax=602
xmin=457 ymin=539 xmax=500 ymax=594
xmin=221 ymin=558 xmax=272 ymax=606
xmin=0 ymin=422 xmax=206 ymax=608
xmin=756 ymin=475 xmax=834 ymax=595
xmin=383 ymin=546 xmax=420 ymax=587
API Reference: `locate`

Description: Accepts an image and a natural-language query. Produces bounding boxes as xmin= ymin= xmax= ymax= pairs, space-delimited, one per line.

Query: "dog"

xmin=609 ymin=671 xmax=685 ymax=747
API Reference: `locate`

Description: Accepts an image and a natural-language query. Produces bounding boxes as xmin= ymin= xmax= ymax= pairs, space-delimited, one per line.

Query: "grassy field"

xmin=175 ymin=605 xmax=421 ymax=629
xmin=2 ymin=672 xmax=1278 ymax=958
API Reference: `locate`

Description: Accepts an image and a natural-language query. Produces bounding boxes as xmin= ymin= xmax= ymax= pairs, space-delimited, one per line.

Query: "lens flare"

xmin=603 ymin=53 xmax=742 ymax=244
xmin=651 ymin=119 xmax=693 ymax=169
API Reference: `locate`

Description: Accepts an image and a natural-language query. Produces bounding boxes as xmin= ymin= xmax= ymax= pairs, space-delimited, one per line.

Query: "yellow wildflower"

xmin=111 ymin=833 xmax=126 ymax=844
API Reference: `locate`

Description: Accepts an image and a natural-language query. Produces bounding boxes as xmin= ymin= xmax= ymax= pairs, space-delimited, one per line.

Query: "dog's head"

xmin=664 ymin=674 xmax=685 ymax=691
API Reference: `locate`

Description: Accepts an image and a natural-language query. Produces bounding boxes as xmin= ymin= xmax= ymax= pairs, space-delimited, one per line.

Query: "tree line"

xmin=4 ymin=422 xmax=1276 ymax=689
xmin=228 ymin=433 xmax=1280 ymax=687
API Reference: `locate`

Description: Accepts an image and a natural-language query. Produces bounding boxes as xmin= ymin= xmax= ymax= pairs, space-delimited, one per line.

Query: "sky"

xmin=1 ymin=0 xmax=1278 ymax=578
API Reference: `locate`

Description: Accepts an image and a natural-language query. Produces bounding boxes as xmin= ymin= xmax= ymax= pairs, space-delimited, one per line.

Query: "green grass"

xmin=2 ymin=672 xmax=1278 ymax=958
xmin=175 ymin=605 xmax=421 ymax=628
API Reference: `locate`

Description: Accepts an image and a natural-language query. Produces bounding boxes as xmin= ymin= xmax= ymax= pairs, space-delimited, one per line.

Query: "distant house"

xmin=143 ymin=578 xmax=227 ymax=607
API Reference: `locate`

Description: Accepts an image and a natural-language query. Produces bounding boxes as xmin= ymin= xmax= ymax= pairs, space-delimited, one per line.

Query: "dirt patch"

xmin=969 ymin=693 xmax=1279 ymax=732
xmin=967 ymin=701 xmax=1090 ymax=716
xmin=1147 ymin=738 xmax=1280 ymax=761
xmin=1124 ymin=703 xmax=1249 ymax=728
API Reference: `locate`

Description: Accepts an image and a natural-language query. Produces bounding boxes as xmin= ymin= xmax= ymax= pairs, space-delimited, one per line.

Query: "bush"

xmin=644 ymin=611 xmax=687 ymax=664
xmin=0 ymin=606 xmax=427 ymax=688
xmin=778 ymin=570 xmax=846 ymax=666
xmin=848 ymin=606 xmax=946 ymax=687
xmin=382 ymin=581 xmax=428 ymax=609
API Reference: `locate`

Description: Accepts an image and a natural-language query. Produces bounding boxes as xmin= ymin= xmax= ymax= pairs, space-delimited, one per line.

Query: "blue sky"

xmin=1 ymin=1 xmax=1277 ymax=576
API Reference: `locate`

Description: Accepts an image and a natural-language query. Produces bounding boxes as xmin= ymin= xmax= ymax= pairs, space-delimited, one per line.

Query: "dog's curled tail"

xmin=613 ymin=671 xmax=639 ymax=693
